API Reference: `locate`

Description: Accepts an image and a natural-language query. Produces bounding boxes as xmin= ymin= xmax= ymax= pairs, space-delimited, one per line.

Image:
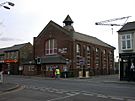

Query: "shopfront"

xmin=37 ymin=55 xmax=70 ymax=77
xmin=119 ymin=53 xmax=135 ymax=81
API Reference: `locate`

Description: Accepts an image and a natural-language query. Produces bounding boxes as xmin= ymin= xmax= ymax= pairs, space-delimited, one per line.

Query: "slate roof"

xmin=118 ymin=21 xmax=135 ymax=32
xmin=50 ymin=21 xmax=115 ymax=49
xmin=73 ymin=32 xmax=114 ymax=48
xmin=0 ymin=42 xmax=31 ymax=52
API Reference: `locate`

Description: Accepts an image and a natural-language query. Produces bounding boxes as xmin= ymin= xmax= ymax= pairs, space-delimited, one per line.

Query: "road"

xmin=0 ymin=75 xmax=135 ymax=101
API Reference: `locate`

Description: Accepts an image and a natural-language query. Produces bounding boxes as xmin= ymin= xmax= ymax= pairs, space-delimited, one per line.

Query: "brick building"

xmin=34 ymin=15 xmax=115 ymax=77
xmin=0 ymin=42 xmax=33 ymax=75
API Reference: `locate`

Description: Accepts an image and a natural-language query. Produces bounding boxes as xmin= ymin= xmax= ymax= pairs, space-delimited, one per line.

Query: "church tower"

xmin=63 ymin=15 xmax=74 ymax=32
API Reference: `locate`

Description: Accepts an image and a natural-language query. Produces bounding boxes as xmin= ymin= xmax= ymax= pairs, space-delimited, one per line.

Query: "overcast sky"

xmin=0 ymin=0 xmax=135 ymax=58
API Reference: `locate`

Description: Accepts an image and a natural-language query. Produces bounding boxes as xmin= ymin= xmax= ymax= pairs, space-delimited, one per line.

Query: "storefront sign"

xmin=58 ymin=48 xmax=67 ymax=54
xmin=0 ymin=60 xmax=4 ymax=63
xmin=4 ymin=59 xmax=17 ymax=63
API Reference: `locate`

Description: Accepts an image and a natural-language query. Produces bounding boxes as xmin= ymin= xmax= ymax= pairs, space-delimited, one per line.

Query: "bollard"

xmin=86 ymin=71 xmax=89 ymax=78
xmin=0 ymin=71 xmax=3 ymax=83
xmin=79 ymin=71 xmax=83 ymax=78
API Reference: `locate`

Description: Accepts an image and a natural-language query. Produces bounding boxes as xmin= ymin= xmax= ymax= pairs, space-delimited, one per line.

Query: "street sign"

xmin=79 ymin=58 xmax=85 ymax=65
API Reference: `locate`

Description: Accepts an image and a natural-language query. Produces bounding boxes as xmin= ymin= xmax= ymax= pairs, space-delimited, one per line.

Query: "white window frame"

xmin=121 ymin=34 xmax=133 ymax=50
xmin=45 ymin=39 xmax=57 ymax=55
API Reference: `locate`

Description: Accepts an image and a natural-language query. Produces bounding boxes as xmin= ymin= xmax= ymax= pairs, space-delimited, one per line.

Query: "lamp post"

xmin=0 ymin=1 xmax=15 ymax=10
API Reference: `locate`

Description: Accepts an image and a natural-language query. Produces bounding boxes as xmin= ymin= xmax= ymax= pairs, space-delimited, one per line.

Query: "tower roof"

xmin=63 ymin=15 xmax=74 ymax=24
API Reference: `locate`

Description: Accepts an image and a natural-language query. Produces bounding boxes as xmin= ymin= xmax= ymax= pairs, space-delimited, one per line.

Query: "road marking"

xmin=46 ymin=93 xmax=79 ymax=101
xmin=109 ymin=96 xmax=124 ymax=100
xmin=83 ymin=93 xmax=94 ymax=96
xmin=97 ymin=94 xmax=108 ymax=99
xmin=66 ymin=92 xmax=79 ymax=96
xmin=24 ymin=85 xmax=135 ymax=101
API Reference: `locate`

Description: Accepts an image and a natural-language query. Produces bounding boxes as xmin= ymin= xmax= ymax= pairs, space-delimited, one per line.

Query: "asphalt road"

xmin=0 ymin=75 xmax=135 ymax=101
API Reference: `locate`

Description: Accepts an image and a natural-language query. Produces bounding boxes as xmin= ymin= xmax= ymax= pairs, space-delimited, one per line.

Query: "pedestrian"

xmin=63 ymin=66 xmax=68 ymax=78
xmin=130 ymin=63 xmax=135 ymax=81
xmin=52 ymin=68 xmax=55 ymax=78
xmin=55 ymin=67 xmax=60 ymax=79
xmin=19 ymin=66 xmax=23 ymax=75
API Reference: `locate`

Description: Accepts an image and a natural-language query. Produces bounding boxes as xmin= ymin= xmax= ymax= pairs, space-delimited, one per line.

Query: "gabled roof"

xmin=35 ymin=20 xmax=73 ymax=41
xmin=36 ymin=20 xmax=115 ymax=49
xmin=118 ymin=21 xmax=135 ymax=32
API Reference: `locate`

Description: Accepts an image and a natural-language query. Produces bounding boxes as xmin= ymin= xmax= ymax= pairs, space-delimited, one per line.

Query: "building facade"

xmin=34 ymin=15 xmax=115 ymax=77
xmin=0 ymin=42 xmax=33 ymax=75
xmin=118 ymin=21 xmax=135 ymax=81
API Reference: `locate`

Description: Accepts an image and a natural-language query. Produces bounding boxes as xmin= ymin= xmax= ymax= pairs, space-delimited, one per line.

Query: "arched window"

xmin=76 ymin=44 xmax=81 ymax=54
xmin=87 ymin=46 xmax=90 ymax=54
xmin=45 ymin=39 xmax=57 ymax=55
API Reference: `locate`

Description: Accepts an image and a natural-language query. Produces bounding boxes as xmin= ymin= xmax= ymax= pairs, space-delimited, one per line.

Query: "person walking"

xmin=55 ymin=67 xmax=60 ymax=79
xmin=63 ymin=66 xmax=68 ymax=78
xmin=130 ymin=63 xmax=135 ymax=81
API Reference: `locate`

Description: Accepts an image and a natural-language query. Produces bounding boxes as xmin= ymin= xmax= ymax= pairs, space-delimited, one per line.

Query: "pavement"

xmin=0 ymin=83 xmax=20 ymax=94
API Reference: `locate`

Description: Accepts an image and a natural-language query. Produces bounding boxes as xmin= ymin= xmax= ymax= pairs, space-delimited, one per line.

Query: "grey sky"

xmin=0 ymin=0 xmax=135 ymax=58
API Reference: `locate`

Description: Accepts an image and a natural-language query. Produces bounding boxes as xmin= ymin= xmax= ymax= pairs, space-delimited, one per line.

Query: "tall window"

xmin=121 ymin=34 xmax=133 ymax=50
xmin=86 ymin=46 xmax=91 ymax=68
xmin=103 ymin=50 xmax=107 ymax=69
xmin=76 ymin=44 xmax=81 ymax=53
xmin=76 ymin=44 xmax=81 ymax=68
xmin=45 ymin=39 xmax=57 ymax=55
xmin=95 ymin=48 xmax=100 ymax=68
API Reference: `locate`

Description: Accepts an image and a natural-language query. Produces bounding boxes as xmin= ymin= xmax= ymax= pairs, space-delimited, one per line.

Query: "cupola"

xmin=63 ymin=15 xmax=74 ymax=32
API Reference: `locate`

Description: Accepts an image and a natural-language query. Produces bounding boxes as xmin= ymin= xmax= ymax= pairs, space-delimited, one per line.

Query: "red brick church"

xmin=33 ymin=15 xmax=115 ymax=77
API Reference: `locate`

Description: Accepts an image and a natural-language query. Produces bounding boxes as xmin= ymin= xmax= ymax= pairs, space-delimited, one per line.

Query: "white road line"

xmin=83 ymin=93 xmax=94 ymax=96
xmin=66 ymin=92 xmax=79 ymax=96
xmin=96 ymin=94 xmax=108 ymax=99
xmin=109 ymin=96 xmax=124 ymax=100
xmin=46 ymin=93 xmax=79 ymax=101
xmin=24 ymin=85 xmax=135 ymax=101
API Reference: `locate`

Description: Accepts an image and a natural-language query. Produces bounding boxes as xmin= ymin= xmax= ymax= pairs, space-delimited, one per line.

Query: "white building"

xmin=118 ymin=21 xmax=135 ymax=81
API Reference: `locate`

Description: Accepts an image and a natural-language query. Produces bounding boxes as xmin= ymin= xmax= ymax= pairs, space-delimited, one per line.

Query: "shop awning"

xmin=40 ymin=55 xmax=67 ymax=64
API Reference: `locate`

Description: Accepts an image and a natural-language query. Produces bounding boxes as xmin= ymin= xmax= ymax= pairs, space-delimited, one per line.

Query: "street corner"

xmin=0 ymin=83 xmax=21 ymax=94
